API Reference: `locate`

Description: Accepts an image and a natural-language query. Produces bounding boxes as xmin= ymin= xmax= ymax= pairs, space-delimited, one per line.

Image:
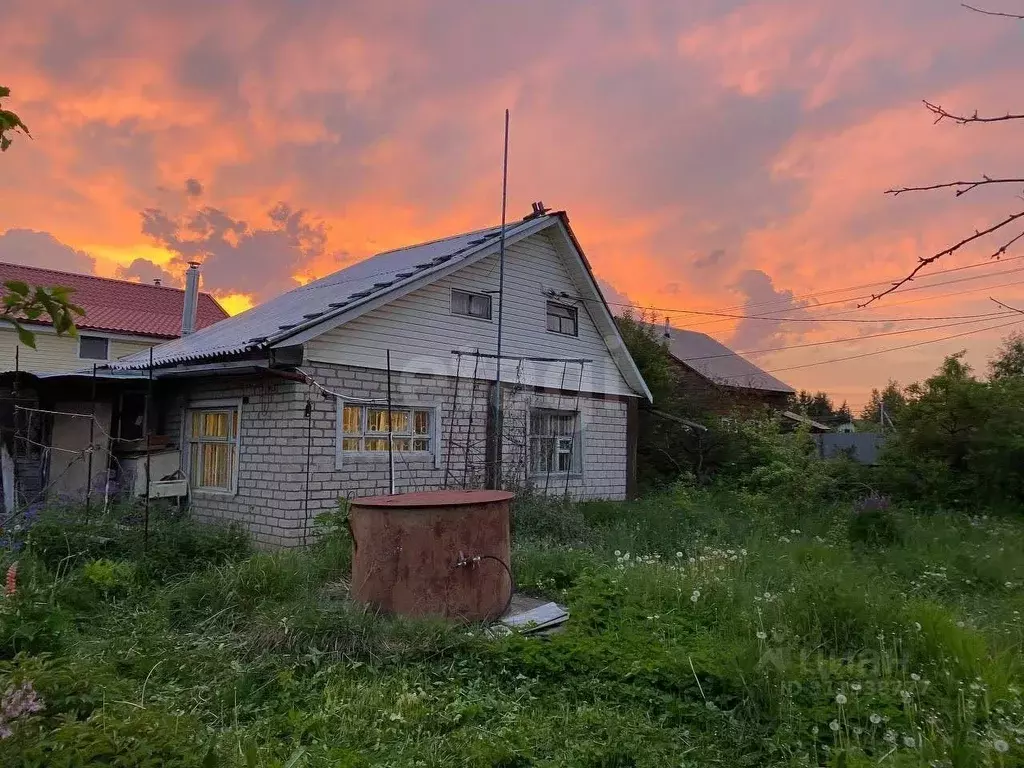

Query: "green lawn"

xmin=3 ymin=488 xmax=1024 ymax=766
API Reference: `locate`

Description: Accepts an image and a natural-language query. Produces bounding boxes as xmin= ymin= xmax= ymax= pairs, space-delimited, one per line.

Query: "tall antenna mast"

xmin=490 ymin=109 xmax=510 ymax=489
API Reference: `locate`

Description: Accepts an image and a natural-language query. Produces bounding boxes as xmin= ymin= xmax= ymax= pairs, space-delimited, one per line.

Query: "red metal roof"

xmin=0 ymin=262 xmax=228 ymax=339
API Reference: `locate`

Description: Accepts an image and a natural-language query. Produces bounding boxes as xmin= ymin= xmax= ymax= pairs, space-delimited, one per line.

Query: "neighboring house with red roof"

xmin=0 ymin=262 xmax=227 ymax=374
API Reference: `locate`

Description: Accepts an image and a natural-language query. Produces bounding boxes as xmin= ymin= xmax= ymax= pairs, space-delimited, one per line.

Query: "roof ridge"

xmin=0 ymin=260 xmax=220 ymax=299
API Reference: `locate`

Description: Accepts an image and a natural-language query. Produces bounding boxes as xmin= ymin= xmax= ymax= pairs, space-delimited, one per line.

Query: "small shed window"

xmin=79 ymin=335 xmax=110 ymax=360
xmin=341 ymin=404 xmax=434 ymax=453
xmin=529 ymin=409 xmax=581 ymax=475
xmin=451 ymin=289 xmax=492 ymax=320
xmin=187 ymin=404 xmax=240 ymax=492
xmin=546 ymin=302 xmax=578 ymax=336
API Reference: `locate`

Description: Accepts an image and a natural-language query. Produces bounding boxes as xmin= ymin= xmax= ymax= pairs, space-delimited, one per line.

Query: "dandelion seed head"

xmin=911 ymin=673 xmax=921 ymax=682
xmin=835 ymin=693 xmax=847 ymax=705
xmin=870 ymin=713 xmax=882 ymax=724
xmin=829 ymin=719 xmax=840 ymax=732
xmin=851 ymin=683 xmax=862 ymax=692
xmin=904 ymin=736 xmax=916 ymax=748
xmin=994 ymin=739 xmax=1010 ymax=753
xmin=756 ymin=631 xmax=767 ymax=640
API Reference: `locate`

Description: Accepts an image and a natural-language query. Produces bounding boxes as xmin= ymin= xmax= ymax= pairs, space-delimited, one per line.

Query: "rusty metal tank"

xmin=348 ymin=489 xmax=514 ymax=621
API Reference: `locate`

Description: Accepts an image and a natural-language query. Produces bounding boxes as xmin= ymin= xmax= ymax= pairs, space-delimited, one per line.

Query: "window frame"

xmin=182 ymin=398 xmax=242 ymax=495
xmin=78 ymin=334 xmax=110 ymax=360
xmin=335 ymin=400 xmax=439 ymax=469
xmin=450 ymin=288 xmax=493 ymax=321
xmin=545 ymin=301 xmax=579 ymax=337
xmin=527 ymin=408 xmax=584 ymax=478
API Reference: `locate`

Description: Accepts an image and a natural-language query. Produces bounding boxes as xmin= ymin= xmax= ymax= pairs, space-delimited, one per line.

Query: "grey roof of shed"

xmin=111 ymin=217 xmax=547 ymax=371
xmin=661 ymin=326 xmax=795 ymax=394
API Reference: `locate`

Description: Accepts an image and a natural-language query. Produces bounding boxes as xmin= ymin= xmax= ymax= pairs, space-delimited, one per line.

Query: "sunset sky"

xmin=3 ymin=0 xmax=1024 ymax=409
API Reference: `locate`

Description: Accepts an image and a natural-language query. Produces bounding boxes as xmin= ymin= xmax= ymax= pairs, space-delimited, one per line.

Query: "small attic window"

xmin=451 ymin=289 xmax=492 ymax=321
xmin=546 ymin=302 xmax=578 ymax=336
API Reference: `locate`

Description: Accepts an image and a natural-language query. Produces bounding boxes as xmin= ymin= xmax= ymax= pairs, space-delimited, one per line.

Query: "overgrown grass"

xmin=3 ymin=489 xmax=1024 ymax=766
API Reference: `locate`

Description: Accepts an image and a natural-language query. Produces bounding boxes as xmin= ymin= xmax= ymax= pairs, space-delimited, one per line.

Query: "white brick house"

xmin=111 ymin=210 xmax=651 ymax=547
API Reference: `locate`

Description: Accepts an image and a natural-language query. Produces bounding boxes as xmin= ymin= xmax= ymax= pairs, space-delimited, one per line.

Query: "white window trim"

xmin=527 ymin=407 xmax=586 ymax=479
xmin=545 ymin=301 xmax=579 ymax=337
xmin=78 ymin=334 xmax=110 ymax=361
xmin=181 ymin=398 xmax=242 ymax=496
xmin=449 ymin=287 xmax=493 ymax=322
xmin=335 ymin=399 xmax=440 ymax=470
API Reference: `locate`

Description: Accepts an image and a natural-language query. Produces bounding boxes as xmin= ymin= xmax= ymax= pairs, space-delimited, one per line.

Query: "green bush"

xmin=847 ymin=495 xmax=901 ymax=548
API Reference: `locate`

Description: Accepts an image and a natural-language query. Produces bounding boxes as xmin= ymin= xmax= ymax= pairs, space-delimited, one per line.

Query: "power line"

xmin=678 ymin=313 xmax=1018 ymax=361
xmin=681 ymin=272 xmax=1024 ymax=330
xmin=690 ymin=253 xmax=1024 ymax=316
xmin=710 ymin=317 xmax=1022 ymax=380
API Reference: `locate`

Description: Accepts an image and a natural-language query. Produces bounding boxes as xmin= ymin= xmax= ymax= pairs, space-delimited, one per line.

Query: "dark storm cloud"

xmin=0 ymin=229 xmax=95 ymax=273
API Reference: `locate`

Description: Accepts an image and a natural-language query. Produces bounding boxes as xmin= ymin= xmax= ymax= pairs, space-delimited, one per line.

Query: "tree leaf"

xmin=4 ymin=280 xmax=28 ymax=297
xmin=14 ymin=322 xmax=36 ymax=349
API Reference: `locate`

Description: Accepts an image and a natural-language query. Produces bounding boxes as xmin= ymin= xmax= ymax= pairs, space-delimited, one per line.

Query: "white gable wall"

xmin=304 ymin=231 xmax=635 ymax=397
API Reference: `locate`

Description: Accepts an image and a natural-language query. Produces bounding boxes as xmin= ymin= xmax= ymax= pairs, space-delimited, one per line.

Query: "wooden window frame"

xmin=335 ymin=400 xmax=439 ymax=469
xmin=528 ymin=408 xmax=583 ymax=477
xmin=183 ymin=398 xmax=242 ymax=495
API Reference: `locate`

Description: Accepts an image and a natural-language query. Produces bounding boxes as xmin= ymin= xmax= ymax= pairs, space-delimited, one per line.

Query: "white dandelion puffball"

xmin=851 ymin=683 xmax=862 ymax=692
xmin=676 ymin=551 xmax=683 ymax=558
xmin=914 ymin=622 xmax=922 ymax=631
xmin=903 ymin=736 xmax=916 ymax=748
xmin=870 ymin=713 xmax=882 ymax=724
xmin=835 ymin=693 xmax=848 ymax=705
xmin=756 ymin=631 xmax=767 ymax=640
xmin=911 ymin=673 xmax=921 ymax=682
xmin=614 ymin=550 xmax=621 ymax=557
xmin=994 ymin=739 xmax=1010 ymax=753
xmin=829 ymin=720 xmax=840 ymax=732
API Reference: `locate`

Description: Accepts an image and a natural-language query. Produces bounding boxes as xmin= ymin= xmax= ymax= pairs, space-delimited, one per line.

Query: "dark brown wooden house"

xmin=660 ymin=326 xmax=794 ymax=414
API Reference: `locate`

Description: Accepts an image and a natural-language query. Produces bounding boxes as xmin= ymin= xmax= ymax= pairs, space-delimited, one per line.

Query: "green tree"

xmin=0 ymin=86 xmax=30 ymax=152
xmin=2 ymin=280 xmax=84 ymax=348
xmin=879 ymin=352 xmax=1024 ymax=507
xmin=989 ymin=330 xmax=1024 ymax=380
xmin=860 ymin=380 xmax=906 ymax=423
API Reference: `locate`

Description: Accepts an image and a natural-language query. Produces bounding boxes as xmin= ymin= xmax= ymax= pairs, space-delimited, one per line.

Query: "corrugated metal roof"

xmin=661 ymin=326 xmax=794 ymax=394
xmin=110 ymin=217 xmax=549 ymax=370
xmin=0 ymin=261 xmax=227 ymax=338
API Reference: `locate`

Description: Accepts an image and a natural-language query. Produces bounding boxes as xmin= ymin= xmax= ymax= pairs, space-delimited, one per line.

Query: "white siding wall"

xmin=0 ymin=327 xmax=161 ymax=373
xmin=304 ymin=231 xmax=635 ymax=397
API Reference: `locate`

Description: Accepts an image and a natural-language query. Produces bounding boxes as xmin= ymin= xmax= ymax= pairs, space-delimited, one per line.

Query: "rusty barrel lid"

xmin=349 ymin=489 xmax=515 ymax=508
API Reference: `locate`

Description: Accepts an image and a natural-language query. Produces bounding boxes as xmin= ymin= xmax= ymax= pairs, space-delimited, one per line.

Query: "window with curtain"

xmin=546 ymin=301 xmax=578 ymax=336
xmin=187 ymin=405 xmax=239 ymax=491
xmin=341 ymin=404 xmax=433 ymax=453
xmin=529 ymin=409 xmax=581 ymax=475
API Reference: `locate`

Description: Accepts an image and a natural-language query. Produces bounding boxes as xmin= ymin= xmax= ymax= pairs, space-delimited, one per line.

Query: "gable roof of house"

xmin=661 ymin=326 xmax=794 ymax=394
xmin=109 ymin=212 xmax=652 ymax=400
xmin=0 ymin=261 xmax=228 ymax=339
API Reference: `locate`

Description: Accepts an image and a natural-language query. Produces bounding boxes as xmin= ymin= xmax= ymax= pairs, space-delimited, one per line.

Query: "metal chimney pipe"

xmin=181 ymin=262 xmax=201 ymax=336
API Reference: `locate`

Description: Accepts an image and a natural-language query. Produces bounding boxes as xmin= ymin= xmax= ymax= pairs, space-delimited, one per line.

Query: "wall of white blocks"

xmin=166 ymin=363 xmax=630 ymax=547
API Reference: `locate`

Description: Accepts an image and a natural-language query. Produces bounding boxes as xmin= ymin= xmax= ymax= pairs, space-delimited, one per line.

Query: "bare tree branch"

xmin=962 ymin=3 xmax=1024 ymax=19
xmin=923 ymin=100 xmax=1024 ymax=125
xmin=991 ymin=297 xmax=1024 ymax=314
xmin=886 ymin=176 xmax=1024 ymax=197
xmin=860 ymin=212 xmax=1024 ymax=307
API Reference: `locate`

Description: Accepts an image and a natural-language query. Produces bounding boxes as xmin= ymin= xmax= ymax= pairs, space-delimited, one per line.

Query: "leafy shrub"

xmin=81 ymin=559 xmax=135 ymax=597
xmin=512 ymin=493 xmax=597 ymax=547
xmin=848 ymin=493 xmax=901 ymax=548
xmin=27 ymin=504 xmax=249 ymax=581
